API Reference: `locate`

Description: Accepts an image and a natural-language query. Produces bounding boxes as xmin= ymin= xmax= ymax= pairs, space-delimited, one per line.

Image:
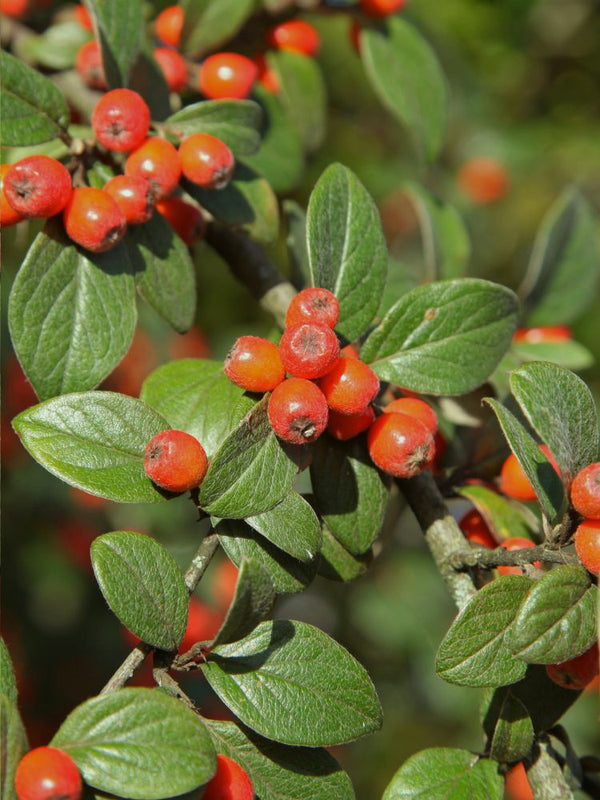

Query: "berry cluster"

xmin=571 ymin=461 xmax=600 ymax=576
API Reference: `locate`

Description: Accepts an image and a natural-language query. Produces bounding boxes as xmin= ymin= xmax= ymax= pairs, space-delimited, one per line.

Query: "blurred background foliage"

xmin=2 ymin=0 xmax=599 ymax=797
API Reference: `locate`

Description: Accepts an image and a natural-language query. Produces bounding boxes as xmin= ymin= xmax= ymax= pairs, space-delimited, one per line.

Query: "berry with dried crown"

xmin=144 ymin=429 xmax=208 ymax=493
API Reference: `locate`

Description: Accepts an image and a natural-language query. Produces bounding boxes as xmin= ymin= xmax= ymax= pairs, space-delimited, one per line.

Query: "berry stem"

xmin=449 ymin=544 xmax=580 ymax=570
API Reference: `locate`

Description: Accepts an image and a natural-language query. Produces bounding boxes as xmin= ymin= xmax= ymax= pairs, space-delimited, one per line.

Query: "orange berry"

xmin=499 ymin=445 xmax=560 ymax=502
xmin=74 ymin=4 xmax=92 ymax=29
xmin=144 ymin=429 xmax=208 ymax=493
xmin=341 ymin=344 xmax=360 ymax=359
xmin=267 ymin=20 xmax=320 ymax=57
xmin=104 ymin=175 xmax=154 ymax=225
xmin=4 ymin=156 xmax=72 ymax=219
xmin=155 ymin=4 xmax=184 ymax=47
xmin=513 ymin=326 xmax=571 ymax=345
xmin=367 ymin=412 xmax=435 ymax=478
xmin=198 ymin=52 xmax=258 ymax=100
xmin=383 ymin=397 xmax=438 ymax=435
xmin=326 ymin=406 xmax=374 ymax=441
xmin=63 ymin=187 xmax=127 ymax=253
xmin=574 ymin=519 xmax=600 ymax=576
xmin=179 ymin=133 xmax=235 ymax=190
xmin=153 ymin=47 xmax=188 ymax=93
xmin=497 ymin=537 xmax=539 ymax=576
xmin=504 ymin=762 xmax=533 ymax=800
xmin=254 ymin=53 xmax=280 ymax=93
xmin=546 ymin=642 xmax=599 ymax=690
xmin=0 ymin=164 xmax=25 ymax=227
xmin=570 ymin=462 xmax=600 ymax=519
xmin=459 ymin=509 xmax=497 ymax=549
xmin=75 ymin=40 xmax=106 ymax=90
xmin=359 ymin=0 xmax=407 ymax=17
xmin=202 ymin=754 xmax=254 ymax=800
xmin=155 ymin=196 xmax=205 ymax=246
xmin=179 ymin=596 xmax=224 ymax=652
xmin=457 ymin=157 xmax=509 ymax=205
xmin=224 ymin=335 xmax=285 ymax=393
xmin=92 ymin=89 xmax=151 ymax=153
xmin=15 ymin=746 xmax=82 ymax=800
xmin=0 ymin=0 xmax=28 ymax=17
xmin=285 ymin=288 xmax=340 ymax=330
xmin=212 ymin=559 xmax=239 ymax=610
xmin=268 ymin=377 xmax=328 ymax=445
xmin=279 ymin=322 xmax=340 ymax=380
xmin=125 ymin=137 xmax=182 ymax=199
xmin=318 ymin=356 xmax=379 ymax=415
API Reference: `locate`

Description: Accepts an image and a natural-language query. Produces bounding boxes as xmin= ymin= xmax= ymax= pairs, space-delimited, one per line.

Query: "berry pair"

xmin=570 ymin=461 xmax=600 ymax=576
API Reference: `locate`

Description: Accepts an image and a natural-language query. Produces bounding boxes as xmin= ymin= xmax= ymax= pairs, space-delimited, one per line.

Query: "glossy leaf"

xmin=361 ymin=279 xmax=518 ymax=395
xmin=165 ymin=100 xmax=262 ymax=155
xmin=51 ymin=688 xmax=216 ymax=799
xmin=0 ymin=51 xmax=69 ymax=146
xmin=246 ymin=491 xmax=322 ymax=563
xmin=436 ymin=575 xmax=532 ymax=688
xmin=180 ymin=0 xmax=254 ymax=57
xmin=87 ymin=0 xmax=144 ymax=88
xmin=203 ymin=620 xmax=382 ymax=746
xmin=12 ymin=392 xmax=169 ymax=503
xmin=509 ymin=566 xmax=598 ymax=664
xmin=318 ymin=524 xmax=370 ymax=583
xmin=489 ymin=694 xmax=534 ymax=763
xmin=213 ymin=559 xmax=275 ymax=646
xmin=457 ymin=484 xmax=536 ymax=542
xmin=8 ymin=223 xmax=136 ymax=400
xmin=91 ymin=531 xmax=188 ymax=651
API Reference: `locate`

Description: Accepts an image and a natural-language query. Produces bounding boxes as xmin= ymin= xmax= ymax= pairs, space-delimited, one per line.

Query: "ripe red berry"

xmin=513 ymin=326 xmax=571 ymax=345
xmin=285 ymin=288 xmax=340 ymax=330
xmin=383 ymin=397 xmax=438 ymax=435
xmin=202 ymin=754 xmax=254 ymax=800
xmin=253 ymin=54 xmax=280 ymax=94
xmin=153 ymin=47 xmax=188 ymax=93
xmin=546 ymin=642 xmax=599 ymax=690
xmin=0 ymin=0 xmax=28 ymax=18
xmin=212 ymin=559 xmax=239 ymax=610
xmin=317 ymin=356 xmax=379 ymax=415
xmin=504 ymin=762 xmax=533 ymax=800
xmin=1 ymin=164 xmax=25 ymax=227
xmin=178 ymin=596 xmax=224 ymax=653
xmin=224 ymin=336 xmax=285 ymax=393
xmin=497 ymin=537 xmax=539 ymax=576
xmin=104 ymin=175 xmax=154 ymax=225
xmin=155 ymin=196 xmax=205 ymax=246
xmin=198 ymin=52 xmax=258 ymax=100
xmin=267 ymin=20 xmax=321 ymax=57
xmin=179 ymin=133 xmax=235 ymax=190
xmin=268 ymin=378 xmax=328 ymax=445
xmin=457 ymin=157 xmax=510 ymax=205
xmin=367 ymin=412 xmax=434 ymax=478
xmin=63 ymin=187 xmax=127 ymax=253
xmin=91 ymin=89 xmax=151 ymax=153
xmin=574 ymin=519 xmax=600 ymax=576
xmin=125 ymin=137 xmax=182 ymax=199
xmin=359 ymin=0 xmax=407 ymax=17
xmin=75 ymin=40 xmax=106 ymax=90
xmin=144 ymin=429 xmax=208 ymax=493
xmin=499 ymin=445 xmax=559 ymax=502
xmin=74 ymin=4 xmax=92 ymax=29
xmin=341 ymin=343 xmax=360 ymax=359
xmin=4 ymin=156 xmax=72 ymax=219
xmin=326 ymin=406 xmax=374 ymax=441
xmin=279 ymin=322 xmax=340 ymax=380
xmin=570 ymin=462 xmax=600 ymax=519
xmin=459 ymin=509 xmax=497 ymax=549
xmin=155 ymin=4 xmax=184 ymax=47
xmin=15 ymin=746 xmax=82 ymax=800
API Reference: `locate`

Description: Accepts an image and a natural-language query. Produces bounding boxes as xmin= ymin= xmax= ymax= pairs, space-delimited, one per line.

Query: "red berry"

xmin=74 ymin=4 xmax=92 ymax=29
xmin=341 ymin=343 xmax=360 ymax=359
xmin=367 ymin=412 xmax=435 ymax=478
xmin=0 ymin=0 xmax=28 ymax=16
xmin=179 ymin=596 xmax=224 ymax=652
xmin=383 ymin=397 xmax=438 ymax=435
xmin=268 ymin=378 xmax=328 ymax=445
xmin=326 ymin=406 xmax=374 ymax=441
xmin=457 ymin=157 xmax=510 ymax=205
xmin=285 ymin=288 xmax=340 ymax=330
xmin=546 ymin=642 xmax=599 ymax=690
xmin=224 ymin=336 xmax=285 ymax=393
xmin=4 ymin=156 xmax=72 ymax=219
xmin=349 ymin=20 xmax=362 ymax=53
xmin=504 ymin=762 xmax=533 ymax=800
xmin=179 ymin=133 xmax=235 ymax=190
xmin=267 ymin=20 xmax=320 ymax=57
xmin=75 ymin=40 xmax=106 ymax=90
xmin=15 ymin=746 xmax=82 ymax=800
xmin=497 ymin=537 xmax=539 ymax=576
xmin=155 ymin=196 xmax=205 ymax=246
xmin=359 ymin=0 xmax=407 ymax=17
xmin=155 ymin=4 xmax=184 ymax=47
xmin=144 ymin=429 xmax=208 ymax=493
xmin=317 ymin=356 xmax=379 ymax=415
xmin=212 ymin=559 xmax=239 ymax=610
xmin=499 ymin=445 xmax=560 ymax=502
xmin=574 ymin=519 xmax=600 ymax=576
xmin=459 ymin=509 xmax=497 ymax=549
xmin=202 ymin=754 xmax=254 ymax=800
xmin=125 ymin=137 xmax=182 ymax=199
xmin=104 ymin=175 xmax=154 ymax=225
xmin=63 ymin=187 xmax=127 ymax=253
xmin=513 ymin=326 xmax=571 ymax=345
xmin=570 ymin=462 xmax=600 ymax=519
xmin=279 ymin=322 xmax=340 ymax=380
xmin=253 ymin=53 xmax=280 ymax=94
xmin=153 ymin=47 xmax=188 ymax=93
xmin=91 ymin=89 xmax=151 ymax=153
xmin=0 ymin=164 xmax=25 ymax=227
xmin=198 ymin=53 xmax=258 ymax=100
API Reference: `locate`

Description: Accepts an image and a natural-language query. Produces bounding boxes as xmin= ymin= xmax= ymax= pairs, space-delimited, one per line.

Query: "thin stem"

xmin=100 ymin=643 xmax=152 ymax=694
xmin=184 ymin=530 xmax=220 ymax=594
xmin=450 ymin=544 xmax=579 ymax=571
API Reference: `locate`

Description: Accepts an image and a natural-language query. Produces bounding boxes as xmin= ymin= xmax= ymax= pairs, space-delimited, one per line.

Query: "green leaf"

xmin=510 ymin=362 xmax=600 ymax=485
xmin=0 ymin=51 xmax=70 ymax=146
xmin=436 ymin=575 xmax=532 ymax=688
xmin=512 ymin=339 xmax=595 ymax=372
xmin=489 ymin=694 xmax=534 ymax=763
xmin=91 ymin=531 xmax=188 ymax=651
xmin=268 ymin=50 xmax=327 ymax=154
xmin=8 ymin=222 xmax=136 ymax=401
xmin=12 ymin=392 xmax=170 ymax=503
xmin=306 ymin=163 xmax=388 ymax=342
xmin=382 ymin=749 xmax=503 ymax=800
xmin=284 ymin=199 xmax=310 ymax=287
xmin=165 ymin=100 xmax=263 ymax=156
xmin=213 ymin=559 xmax=275 ymax=646
xmin=457 ymin=484 xmax=536 ymax=543
xmin=127 ymin=213 xmax=196 ymax=334
xmin=519 ymin=189 xmax=600 ymax=326
xmin=88 ymin=0 xmax=144 ymax=88
xmin=361 ymin=279 xmax=518 ymax=395
xmin=199 ymin=397 xmax=298 ymax=518
xmin=509 ymin=566 xmax=598 ymax=664
xmin=128 ymin=47 xmax=172 ymax=121
xmin=180 ymin=0 xmax=255 ymax=57
xmin=484 ymin=399 xmax=566 ymax=523
xmin=202 ymin=620 xmax=382 ymax=746
xmin=184 ymin=161 xmax=279 ymax=244
xmin=246 ymin=491 xmax=322 ymax=563
xmin=217 ymin=519 xmax=317 ymax=595
xmin=310 ymin=437 xmax=388 ymax=555
xmin=0 ymin=640 xmax=18 ymax=706
xmin=1 ymin=698 xmax=29 ymax=800
xmin=51 ymin=688 xmax=216 ymax=799
xmin=140 ymin=360 xmax=255 ymax=458
xmin=32 ymin=22 xmax=91 ymax=70
xmin=360 ymin=18 xmax=447 ymax=161
xmin=205 ymin=719 xmax=355 ymax=800
xmin=318 ymin=524 xmax=370 ymax=583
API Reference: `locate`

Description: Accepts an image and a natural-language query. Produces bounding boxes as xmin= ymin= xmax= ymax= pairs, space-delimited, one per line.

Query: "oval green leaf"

xmin=212 ymin=559 xmax=275 ymax=647
xmin=318 ymin=524 xmax=371 ymax=583
xmin=512 ymin=339 xmax=594 ymax=372
xmin=165 ymin=99 xmax=262 ymax=155
xmin=180 ymin=0 xmax=254 ymax=57
xmin=489 ymin=693 xmax=534 ymax=763
xmin=246 ymin=491 xmax=322 ymax=563
xmin=88 ymin=0 xmax=143 ymax=88
xmin=457 ymin=484 xmax=536 ymax=543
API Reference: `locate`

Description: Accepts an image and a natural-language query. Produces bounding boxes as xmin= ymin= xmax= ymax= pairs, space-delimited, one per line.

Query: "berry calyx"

xmin=268 ymin=378 xmax=328 ymax=445
xmin=4 ymin=156 xmax=72 ymax=219
xmin=125 ymin=137 xmax=182 ymax=200
xmin=326 ymin=406 xmax=375 ymax=441
xmin=91 ymin=89 xmax=151 ymax=153
xmin=179 ymin=133 xmax=235 ymax=190
xmin=546 ymin=642 xmax=599 ymax=690
xmin=63 ymin=187 xmax=127 ymax=253
xmin=383 ymin=397 xmax=438 ymax=435
xmin=202 ymin=754 xmax=254 ymax=800
xmin=104 ymin=175 xmax=154 ymax=225
xmin=155 ymin=4 xmax=184 ymax=47
xmin=499 ymin=445 xmax=559 ymax=502
xmin=278 ymin=322 xmax=340 ymax=380
xmin=497 ymin=537 xmax=539 ymax=576
xmin=75 ymin=40 xmax=106 ymax=90
xmin=224 ymin=336 xmax=285 ymax=393
xmin=317 ymin=356 xmax=380 ymax=415
xmin=144 ymin=429 xmax=208 ymax=493
xmin=457 ymin=157 xmax=509 ymax=205
xmin=267 ymin=20 xmax=320 ymax=57
xmin=1 ymin=164 xmax=25 ymax=227
xmin=198 ymin=52 xmax=258 ymax=100
xmin=574 ymin=519 xmax=600 ymax=576
xmin=359 ymin=0 xmax=407 ymax=17
xmin=570 ymin=462 xmax=600 ymax=519
xmin=367 ymin=412 xmax=435 ymax=478
xmin=153 ymin=47 xmax=188 ymax=93
xmin=459 ymin=509 xmax=497 ymax=549
xmin=513 ymin=326 xmax=571 ymax=345
xmin=15 ymin=746 xmax=83 ymax=800
xmin=285 ymin=288 xmax=340 ymax=330
xmin=155 ymin=196 xmax=206 ymax=246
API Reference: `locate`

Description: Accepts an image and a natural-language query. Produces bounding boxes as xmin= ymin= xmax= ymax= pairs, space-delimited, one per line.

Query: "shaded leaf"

xmin=87 ymin=0 xmax=144 ymax=88
xmin=489 ymin=694 xmax=534 ymax=763
xmin=165 ymin=100 xmax=263 ymax=155
xmin=246 ymin=491 xmax=322 ymax=563
xmin=512 ymin=339 xmax=594 ymax=372
xmin=128 ymin=47 xmax=171 ymax=121
xmin=213 ymin=559 xmax=275 ymax=646
xmin=180 ymin=0 xmax=254 ymax=57
xmin=318 ymin=524 xmax=370 ymax=583
xmin=284 ymin=199 xmax=310 ymax=287
xmin=1 ymin=698 xmax=29 ymax=800
xmin=457 ymin=484 xmax=536 ymax=543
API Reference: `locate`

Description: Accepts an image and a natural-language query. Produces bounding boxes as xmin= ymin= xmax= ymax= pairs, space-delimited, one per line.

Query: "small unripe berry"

xmin=267 ymin=20 xmax=320 ymax=57
xmin=63 ymin=187 xmax=127 ymax=253
xmin=104 ymin=175 xmax=154 ymax=225
xmin=497 ymin=537 xmax=539 ymax=576
xmin=153 ymin=47 xmax=188 ymax=93
xmin=457 ymin=157 xmax=509 ymax=205
xmin=179 ymin=133 xmax=235 ymax=190
xmin=202 ymin=754 xmax=254 ymax=800
xmin=155 ymin=196 xmax=206 ymax=246
xmin=1 ymin=164 xmax=25 ymax=227
xmin=92 ymin=89 xmax=151 ymax=153
xmin=570 ymin=462 xmax=600 ymax=519
xmin=318 ymin=356 xmax=380 ymax=415
xmin=74 ymin=4 xmax=92 ymax=29
xmin=574 ymin=519 xmax=600 ymax=576
xmin=125 ymin=137 xmax=182 ymax=199
xmin=367 ymin=412 xmax=434 ymax=478
xmin=224 ymin=336 xmax=285 ymax=393
xmin=326 ymin=406 xmax=374 ymax=441
xmin=144 ymin=429 xmax=208 ymax=493
xmin=546 ymin=642 xmax=599 ymax=690
xmin=4 ymin=156 xmax=72 ymax=219
xmin=198 ymin=52 xmax=258 ymax=100
xmin=15 ymin=746 xmax=82 ymax=800
xmin=383 ymin=397 xmax=438 ymax=435
xmin=359 ymin=0 xmax=407 ymax=17
xmin=513 ymin=326 xmax=571 ymax=345
xmin=279 ymin=322 xmax=340 ymax=380
xmin=75 ymin=40 xmax=106 ymax=90
xmin=459 ymin=509 xmax=497 ymax=549
xmin=499 ymin=445 xmax=559 ymax=502
xmin=155 ymin=4 xmax=184 ymax=47
xmin=268 ymin=378 xmax=328 ymax=445
xmin=285 ymin=288 xmax=340 ymax=330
